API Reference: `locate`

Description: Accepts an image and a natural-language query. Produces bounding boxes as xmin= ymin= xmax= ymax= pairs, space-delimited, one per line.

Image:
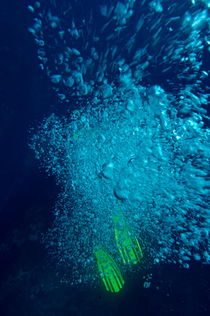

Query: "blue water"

xmin=0 ymin=0 xmax=209 ymax=315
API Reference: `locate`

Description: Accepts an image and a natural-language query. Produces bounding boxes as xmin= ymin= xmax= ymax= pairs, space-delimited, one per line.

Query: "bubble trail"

xmin=28 ymin=0 xmax=210 ymax=286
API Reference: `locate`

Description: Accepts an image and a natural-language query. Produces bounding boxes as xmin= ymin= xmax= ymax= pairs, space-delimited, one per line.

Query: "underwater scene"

xmin=0 ymin=0 xmax=209 ymax=315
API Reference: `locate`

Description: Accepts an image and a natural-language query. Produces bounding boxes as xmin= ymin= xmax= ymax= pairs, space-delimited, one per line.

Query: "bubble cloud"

xmin=28 ymin=0 xmax=210 ymax=285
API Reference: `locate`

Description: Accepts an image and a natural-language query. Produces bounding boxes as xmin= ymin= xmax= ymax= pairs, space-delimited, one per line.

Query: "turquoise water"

xmin=28 ymin=0 xmax=210 ymax=287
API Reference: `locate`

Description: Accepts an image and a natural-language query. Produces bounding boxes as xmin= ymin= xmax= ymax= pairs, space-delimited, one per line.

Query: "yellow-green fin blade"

xmin=113 ymin=215 xmax=143 ymax=265
xmin=94 ymin=248 xmax=125 ymax=293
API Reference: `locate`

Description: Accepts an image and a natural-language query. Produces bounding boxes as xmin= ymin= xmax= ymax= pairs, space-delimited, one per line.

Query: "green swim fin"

xmin=113 ymin=215 xmax=143 ymax=265
xmin=94 ymin=248 xmax=125 ymax=293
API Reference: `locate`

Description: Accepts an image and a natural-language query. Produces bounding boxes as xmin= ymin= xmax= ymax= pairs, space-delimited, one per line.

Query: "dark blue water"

xmin=0 ymin=1 xmax=209 ymax=315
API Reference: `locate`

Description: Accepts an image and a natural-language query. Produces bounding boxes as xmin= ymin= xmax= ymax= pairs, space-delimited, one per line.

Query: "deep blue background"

xmin=0 ymin=1 xmax=209 ymax=315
